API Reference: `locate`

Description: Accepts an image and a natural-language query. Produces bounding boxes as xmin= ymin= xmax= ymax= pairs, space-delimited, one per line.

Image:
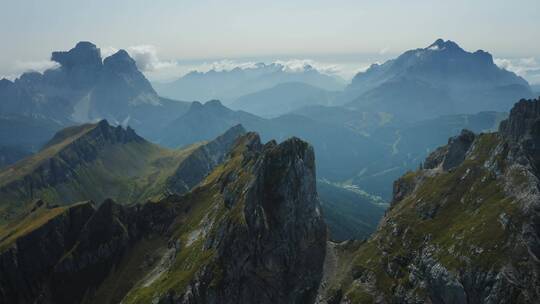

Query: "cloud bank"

xmin=495 ymin=57 xmax=540 ymax=84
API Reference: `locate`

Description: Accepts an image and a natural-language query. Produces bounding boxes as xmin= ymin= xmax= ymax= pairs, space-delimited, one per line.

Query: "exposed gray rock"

xmin=424 ymin=129 xmax=476 ymax=170
xmin=166 ymin=124 xmax=246 ymax=193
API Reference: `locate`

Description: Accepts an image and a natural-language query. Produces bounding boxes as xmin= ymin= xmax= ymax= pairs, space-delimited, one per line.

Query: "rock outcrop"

xmin=321 ymin=98 xmax=540 ymax=303
xmin=165 ymin=124 xmax=246 ymax=193
xmin=423 ymin=129 xmax=476 ymax=170
xmin=0 ymin=132 xmax=327 ymax=304
xmin=149 ymin=134 xmax=327 ymax=304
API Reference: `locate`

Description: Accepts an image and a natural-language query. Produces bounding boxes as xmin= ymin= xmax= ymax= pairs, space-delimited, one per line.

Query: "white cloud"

xmin=494 ymin=57 xmax=540 ymax=84
xmin=198 ymin=59 xmax=258 ymax=72
xmin=101 ymin=44 xmax=177 ymax=73
xmin=379 ymin=47 xmax=390 ymax=55
xmin=274 ymin=59 xmax=340 ymax=75
xmin=96 ymin=44 xmax=376 ymax=82
xmin=0 ymin=74 xmax=16 ymax=81
xmin=183 ymin=59 xmax=353 ymax=79
xmin=126 ymin=45 xmax=176 ymax=72
xmin=14 ymin=60 xmax=60 ymax=73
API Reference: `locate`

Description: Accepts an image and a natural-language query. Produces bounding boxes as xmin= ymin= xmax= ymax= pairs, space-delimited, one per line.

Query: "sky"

xmin=1 ymin=0 xmax=539 ymax=83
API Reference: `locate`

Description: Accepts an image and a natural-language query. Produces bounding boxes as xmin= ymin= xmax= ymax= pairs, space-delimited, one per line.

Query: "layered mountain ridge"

xmin=153 ymin=62 xmax=345 ymax=104
xmin=0 ymin=131 xmax=327 ymax=304
xmin=0 ymin=120 xmax=245 ymax=221
xmin=318 ymin=98 xmax=540 ymax=303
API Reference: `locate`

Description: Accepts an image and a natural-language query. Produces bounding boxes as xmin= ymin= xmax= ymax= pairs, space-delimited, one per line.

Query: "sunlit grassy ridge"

xmin=327 ymin=133 xmax=528 ymax=302
xmin=0 ymin=121 xmax=203 ymax=221
xmin=0 ymin=122 xmax=97 ymax=186
xmin=0 ymin=200 xmax=93 ymax=251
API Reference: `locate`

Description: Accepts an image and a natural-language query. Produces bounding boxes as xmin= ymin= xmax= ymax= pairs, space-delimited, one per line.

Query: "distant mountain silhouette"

xmin=343 ymin=39 xmax=533 ymax=121
xmin=230 ymin=82 xmax=338 ymax=118
xmin=156 ymin=99 xmax=504 ymax=200
xmin=0 ymin=42 xmax=190 ymax=139
xmin=153 ymin=62 xmax=345 ymax=103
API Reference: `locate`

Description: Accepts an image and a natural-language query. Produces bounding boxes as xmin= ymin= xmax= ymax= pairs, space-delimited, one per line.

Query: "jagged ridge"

xmin=0 ymin=132 xmax=327 ymax=304
xmin=0 ymin=121 xmax=245 ymax=221
xmin=320 ymin=97 xmax=540 ymax=303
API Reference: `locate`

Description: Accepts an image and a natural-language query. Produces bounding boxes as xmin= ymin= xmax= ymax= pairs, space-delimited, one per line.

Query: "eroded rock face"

xmin=51 ymin=41 xmax=102 ymax=70
xmin=222 ymin=136 xmax=326 ymax=303
xmin=424 ymin=129 xmax=476 ymax=170
xmin=323 ymin=98 xmax=540 ymax=304
xmin=499 ymin=98 xmax=540 ymax=170
xmin=0 ymin=201 xmax=97 ymax=303
xmin=0 ymin=198 xmax=180 ymax=304
xmin=166 ymin=124 xmax=246 ymax=193
xmin=0 ymin=132 xmax=327 ymax=304
xmin=168 ymin=135 xmax=327 ymax=304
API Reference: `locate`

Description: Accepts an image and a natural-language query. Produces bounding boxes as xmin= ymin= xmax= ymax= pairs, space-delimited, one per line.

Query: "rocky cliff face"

xmin=133 ymin=133 xmax=327 ymax=304
xmin=0 ymin=132 xmax=327 ymax=304
xmin=165 ymin=124 xmax=246 ymax=193
xmin=320 ymin=98 xmax=540 ymax=303
xmin=0 ymin=197 xmax=181 ymax=304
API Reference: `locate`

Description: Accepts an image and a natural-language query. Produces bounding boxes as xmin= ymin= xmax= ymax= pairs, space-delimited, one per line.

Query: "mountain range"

xmin=154 ymin=39 xmax=533 ymax=125
xmin=0 ymin=120 xmax=244 ymax=222
xmin=153 ymin=62 xmax=345 ymax=104
xmin=317 ymin=97 xmax=540 ymax=303
xmin=229 ymin=82 xmax=338 ymax=118
xmin=155 ymin=99 xmax=506 ymax=200
xmin=1 ymin=97 xmax=540 ymax=303
xmin=0 ymin=132 xmax=327 ymax=304
xmin=0 ymin=41 xmax=190 ymax=139
xmin=0 ymin=39 xmax=536 ymax=243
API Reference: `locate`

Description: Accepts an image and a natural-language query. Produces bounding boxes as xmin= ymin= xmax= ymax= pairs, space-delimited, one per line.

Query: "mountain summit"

xmin=0 ymin=41 xmax=190 ymax=138
xmin=344 ymin=39 xmax=533 ymax=121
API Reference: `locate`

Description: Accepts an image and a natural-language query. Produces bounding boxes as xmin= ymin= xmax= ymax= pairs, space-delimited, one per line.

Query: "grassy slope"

xmin=0 ymin=139 xmax=242 ymax=303
xmin=0 ymin=201 xmax=92 ymax=251
xmin=0 ymin=122 xmax=203 ymax=221
xmin=330 ymin=133 xmax=526 ymax=301
xmin=0 ymin=123 xmax=97 ymax=186
xmin=119 ymin=136 xmax=254 ymax=304
xmin=27 ymin=141 xmax=201 ymax=205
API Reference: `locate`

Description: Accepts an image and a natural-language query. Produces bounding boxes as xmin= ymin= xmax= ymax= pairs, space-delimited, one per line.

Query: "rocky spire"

xmin=51 ymin=41 xmax=102 ymax=69
xmin=102 ymin=49 xmax=137 ymax=73
xmin=499 ymin=97 xmax=540 ymax=143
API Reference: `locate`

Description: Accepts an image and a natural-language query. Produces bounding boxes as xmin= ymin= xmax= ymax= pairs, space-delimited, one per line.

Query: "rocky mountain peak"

xmin=51 ymin=41 xmax=102 ymax=69
xmin=187 ymin=100 xmax=228 ymax=114
xmin=426 ymin=38 xmax=462 ymax=51
xmin=103 ymin=49 xmax=137 ymax=73
xmin=423 ymin=128 xmax=476 ymax=171
xmin=499 ymin=97 xmax=540 ymax=143
xmin=181 ymin=134 xmax=327 ymax=303
xmin=91 ymin=119 xmax=143 ymax=143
